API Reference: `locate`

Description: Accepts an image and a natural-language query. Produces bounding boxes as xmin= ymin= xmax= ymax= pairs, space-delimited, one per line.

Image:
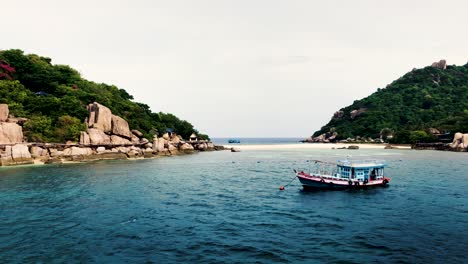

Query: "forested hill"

xmin=313 ymin=61 xmax=468 ymax=143
xmin=0 ymin=49 xmax=208 ymax=143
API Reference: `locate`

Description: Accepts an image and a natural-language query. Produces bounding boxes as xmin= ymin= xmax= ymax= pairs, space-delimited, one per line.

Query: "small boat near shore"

xmin=228 ymin=139 xmax=241 ymax=143
xmin=295 ymin=159 xmax=390 ymax=190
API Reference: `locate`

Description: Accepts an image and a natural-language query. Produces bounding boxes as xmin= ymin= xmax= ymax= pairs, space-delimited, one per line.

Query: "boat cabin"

xmin=336 ymin=160 xmax=386 ymax=182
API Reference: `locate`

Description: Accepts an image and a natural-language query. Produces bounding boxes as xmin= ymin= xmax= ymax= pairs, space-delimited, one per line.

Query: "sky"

xmin=2 ymin=0 xmax=467 ymax=137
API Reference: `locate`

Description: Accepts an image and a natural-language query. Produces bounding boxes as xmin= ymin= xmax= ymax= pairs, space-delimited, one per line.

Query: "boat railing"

xmin=337 ymin=159 xmax=386 ymax=166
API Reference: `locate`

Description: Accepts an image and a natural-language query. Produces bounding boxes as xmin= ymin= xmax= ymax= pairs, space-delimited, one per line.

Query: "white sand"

xmin=223 ymin=143 xmax=411 ymax=151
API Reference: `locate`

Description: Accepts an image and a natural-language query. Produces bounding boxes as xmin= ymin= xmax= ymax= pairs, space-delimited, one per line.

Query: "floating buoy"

xmin=279 ymin=186 xmax=285 ymax=191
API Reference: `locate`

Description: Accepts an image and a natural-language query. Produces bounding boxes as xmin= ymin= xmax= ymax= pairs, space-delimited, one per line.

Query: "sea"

xmin=0 ymin=139 xmax=467 ymax=263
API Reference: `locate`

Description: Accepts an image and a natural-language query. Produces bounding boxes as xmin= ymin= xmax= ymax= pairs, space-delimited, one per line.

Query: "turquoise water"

xmin=0 ymin=147 xmax=467 ymax=263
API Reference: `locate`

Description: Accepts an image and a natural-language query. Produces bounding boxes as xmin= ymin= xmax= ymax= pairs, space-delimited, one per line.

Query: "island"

xmin=0 ymin=50 xmax=223 ymax=166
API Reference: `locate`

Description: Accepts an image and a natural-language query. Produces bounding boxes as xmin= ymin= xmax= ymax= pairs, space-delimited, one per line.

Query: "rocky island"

xmin=0 ymin=49 xmax=222 ymax=166
xmin=304 ymin=60 xmax=468 ymax=152
xmin=0 ymin=103 xmax=221 ymax=166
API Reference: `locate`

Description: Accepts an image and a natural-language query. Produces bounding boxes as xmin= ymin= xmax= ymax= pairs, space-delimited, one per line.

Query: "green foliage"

xmin=23 ymin=115 xmax=53 ymax=142
xmin=55 ymin=115 xmax=86 ymax=142
xmin=0 ymin=49 xmax=207 ymax=142
xmin=315 ymin=63 xmax=468 ymax=143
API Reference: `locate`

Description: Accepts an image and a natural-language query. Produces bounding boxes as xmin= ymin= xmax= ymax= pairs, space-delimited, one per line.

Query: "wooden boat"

xmin=295 ymin=159 xmax=390 ymax=190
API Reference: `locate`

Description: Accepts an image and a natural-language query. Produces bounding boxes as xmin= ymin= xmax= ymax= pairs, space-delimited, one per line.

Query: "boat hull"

xmin=297 ymin=173 xmax=390 ymax=191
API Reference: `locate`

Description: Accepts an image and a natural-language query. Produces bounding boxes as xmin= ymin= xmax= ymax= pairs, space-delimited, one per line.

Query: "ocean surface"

xmin=212 ymin=137 xmax=303 ymax=145
xmin=0 ymin=141 xmax=467 ymax=263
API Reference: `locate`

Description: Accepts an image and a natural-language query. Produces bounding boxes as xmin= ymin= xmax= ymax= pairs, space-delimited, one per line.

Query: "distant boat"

xmin=228 ymin=139 xmax=241 ymax=143
xmin=295 ymin=159 xmax=390 ymax=190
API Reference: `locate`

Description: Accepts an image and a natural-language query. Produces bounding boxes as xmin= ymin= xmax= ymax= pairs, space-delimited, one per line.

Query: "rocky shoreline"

xmin=0 ymin=103 xmax=225 ymax=167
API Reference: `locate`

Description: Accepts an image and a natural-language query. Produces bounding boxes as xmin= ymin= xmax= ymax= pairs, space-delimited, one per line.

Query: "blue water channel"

xmin=0 ymin=147 xmax=467 ymax=263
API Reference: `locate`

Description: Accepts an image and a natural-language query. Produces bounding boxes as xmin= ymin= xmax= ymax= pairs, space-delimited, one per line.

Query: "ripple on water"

xmin=0 ymin=150 xmax=467 ymax=263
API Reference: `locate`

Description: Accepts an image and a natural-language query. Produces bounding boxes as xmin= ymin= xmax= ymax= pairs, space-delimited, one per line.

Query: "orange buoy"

xmin=279 ymin=186 xmax=285 ymax=190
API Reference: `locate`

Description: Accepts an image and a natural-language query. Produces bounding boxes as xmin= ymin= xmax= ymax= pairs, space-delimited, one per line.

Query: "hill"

xmin=312 ymin=60 xmax=468 ymax=144
xmin=0 ymin=49 xmax=208 ymax=143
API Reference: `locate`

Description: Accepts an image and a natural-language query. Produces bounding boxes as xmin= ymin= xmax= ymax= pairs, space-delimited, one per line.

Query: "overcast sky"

xmin=3 ymin=0 xmax=467 ymax=137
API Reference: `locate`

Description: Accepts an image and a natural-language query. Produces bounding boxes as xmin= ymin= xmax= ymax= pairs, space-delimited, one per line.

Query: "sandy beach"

xmin=223 ymin=143 xmax=412 ymax=151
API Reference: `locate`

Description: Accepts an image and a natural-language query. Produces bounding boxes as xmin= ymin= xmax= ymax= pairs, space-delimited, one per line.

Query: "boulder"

xmin=350 ymin=108 xmax=367 ymax=119
xmin=96 ymin=147 xmax=107 ymax=153
xmin=140 ymin=138 xmax=149 ymax=144
xmin=87 ymin=128 xmax=111 ymax=145
xmin=131 ymin=134 xmax=140 ymax=144
xmin=449 ymin=132 xmax=468 ymax=149
xmin=0 ymin=122 xmax=24 ymax=144
xmin=168 ymin=144 xmax=177 ymax=152
xmin=179 ymin=143 xmax=194 ymax=151
xmin=207 ymin=142 xmax=215 ymax=150
xmin=111 ymin=115 xmax=132 ymax=139
xmin=30 ymin=146 xmax=49 ymax=158
xmin=197 ymin=143 xmax=207 ymax=151
xmin=0 ymin=104 xmax=8 ymax=122
xmin=428 ymin=128 xmax=441 ymax=135
xmin=162 ymin=133 xmax=170 ymax=140
xmin=171 ymin=135 xmax=181 ymax=144
xmin=79 ymin=132 xmax=91 ymax=145
xmin=49 ymin=148 xmax=64 ymax=157
xmin=63 ymin=147 xmax=93 ymax=156
xmin=114 ymin=147 xmax=129 ymax=153
xmin=110 ymin=135 xmax=132 ymax=145
xmin=144 ymin=142 xmax=153 ymax=148
xmin=431 ymin=59 xmax=447 ymax=70
xmin=86 ymin=102 xmax=112 ymax=133
xmin=157 ymin=137 xmax=165 ymax=151
xmin=333 ymin=111 xmax=344 ymax=119
xmin=131 ymin=129 xmax=144 ymax=138
xmin=11 ymin=144 xmax=33 ymax=164
xmin=144 ymin=147 xmax=153 ymax=153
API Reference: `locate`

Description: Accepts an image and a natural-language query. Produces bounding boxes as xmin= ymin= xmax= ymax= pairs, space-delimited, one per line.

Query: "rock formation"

xmin=132 ymin=130 xmax=144 ymax=138
xmin=86 ymin=102 xmax=112 ymax=133
xmin=111 ymin=115 xmax=132 ymax=139
xmin=0 ymin=104 xmax=8 ymax=122
xmin=449 ymin=132 xmax=468 ymax=149
xmin=431 ymin=59 xmax=447 ymax=70
xmin=0 ymin=102 xmax=221 ymax=166
xmin=333 ymin=111 xmax=344 ymax=119
xmin=350 ymin=108 xmax=367 ymax=119
xmin=0 ymin=122 xmax=24 ymax=144
xmin=110 ymin=135 xmax=132 ymax=145
xmin=0 ymin=144 xmax=33 ymax=166
xmin=86 ymin=128 xmax=111 ymax=145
